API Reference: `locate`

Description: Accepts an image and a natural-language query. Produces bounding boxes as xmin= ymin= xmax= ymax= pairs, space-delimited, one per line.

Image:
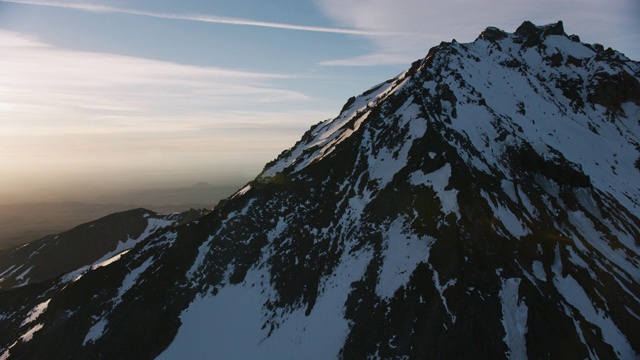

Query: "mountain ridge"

xmin=0 ymin=208 xmax=209 ymax=290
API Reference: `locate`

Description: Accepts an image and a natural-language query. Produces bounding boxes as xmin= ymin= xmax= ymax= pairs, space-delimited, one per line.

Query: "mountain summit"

xmin=1 ymin=21 xmax=639 ymax=359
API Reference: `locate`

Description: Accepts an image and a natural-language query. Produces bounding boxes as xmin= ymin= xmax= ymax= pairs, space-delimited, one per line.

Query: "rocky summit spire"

xmin=1 ymin=22 xmax=639 ymax=359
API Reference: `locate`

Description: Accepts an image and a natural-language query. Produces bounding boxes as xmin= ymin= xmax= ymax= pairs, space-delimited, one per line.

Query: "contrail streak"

xmin=0 ymin=0 xmax=394 ymax=36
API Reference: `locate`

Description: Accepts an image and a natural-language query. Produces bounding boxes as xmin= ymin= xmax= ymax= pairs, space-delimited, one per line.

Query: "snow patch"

xmin=83 ymin=318 xmax=108 ymax=345
xmin=500 ymin=278 xmax=528 ymax=360
xmin=92 ymin=250 xmax=131 ymax=270
xmin=482 ymin=192 xmax=530 ymax=238
xmin=14 ymin=266 xmax=33 ymax=281
xmin=532 ymin=261 xmax=546 ymax=282
xmin=113 ymin=257 xmax=154 ymax=306
xmin=431 ymin=264 xmax=457 ymax=323
xmin=160 ymin=245 xmax=374 ymax=359
xmin=409 ymin=163 xmax=460 ymax=219
xmin=232 ymin=184 xmax=251 ymax=198
xmin=377 ymin=218 xmax=433 ymax=299
xmin=501 ymin=179 xmax=518 ymax=204
xmin=20 ymin=323 xmax=44 ymax=342
xmin=0 ymin=265 xmax=17 ymax=279
xmin=21 ymin=299 xmax=51 ymax=327
xmin=0 ymin=341 xmax=16 ymax=360
xmin=186 ymin=235 xmax=214 ymax=281
xmin=95 ymin=217 xmax=172 ymax=265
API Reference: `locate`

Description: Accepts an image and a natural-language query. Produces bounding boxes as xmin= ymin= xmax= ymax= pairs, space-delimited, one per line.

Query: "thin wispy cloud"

xmin=0 ymin=30 xmax=330 ymax=195
xmin=0 ymin=30 xmax=307 ymax=133
xmin=0 ymin=0 xmax=394 ymax=36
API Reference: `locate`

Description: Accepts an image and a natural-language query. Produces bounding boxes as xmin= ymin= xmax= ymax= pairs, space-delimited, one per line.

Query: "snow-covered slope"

xmin=0 ymin=21 xmax=639 ymax=359
xmin=0 ymin=208 xmax=208 ymax=289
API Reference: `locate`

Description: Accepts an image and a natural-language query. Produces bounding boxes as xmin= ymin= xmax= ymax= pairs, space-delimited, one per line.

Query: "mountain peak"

xmin=477 ymin=26 xmax=508 ymax=42
xmin=477 ymin=21 xmax=566 ymax=46
xmin=516 ymin=20 xmax=564 ymax=38
xmin=1 ymin=22 xmax=639 ymax=359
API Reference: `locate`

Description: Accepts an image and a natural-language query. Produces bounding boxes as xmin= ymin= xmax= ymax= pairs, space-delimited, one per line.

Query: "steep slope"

xmin=0 ymin=21 xmax=639 ymax=359
xmin=0 ymin=208 xmax=208 ymax=289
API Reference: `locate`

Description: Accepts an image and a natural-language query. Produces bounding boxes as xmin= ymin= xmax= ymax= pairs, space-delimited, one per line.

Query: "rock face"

xmin=1 ymin=21 xmax=639 ymax=359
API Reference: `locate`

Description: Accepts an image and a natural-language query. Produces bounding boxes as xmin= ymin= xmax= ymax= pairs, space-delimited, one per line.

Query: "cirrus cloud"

xmin=0 ymin=30 xmax=309 ymax=134
xmin=0 ymin=0 xmax=397 ymax=36
xmin=0 ymin=30 xmax=329 ymax=198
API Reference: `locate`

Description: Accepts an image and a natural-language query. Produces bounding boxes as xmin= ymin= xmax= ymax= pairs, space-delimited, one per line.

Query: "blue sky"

xmin=1 ymin=0 xmax=638 ymax=203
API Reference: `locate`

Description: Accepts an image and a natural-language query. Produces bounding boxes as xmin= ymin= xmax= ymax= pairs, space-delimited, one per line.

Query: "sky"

xmin=1 ymin=0 xmax=638 ymax=204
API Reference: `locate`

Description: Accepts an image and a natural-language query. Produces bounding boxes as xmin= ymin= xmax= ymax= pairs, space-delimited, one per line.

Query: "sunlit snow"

xmin=20 ymin=299 xmax=51 ymax=327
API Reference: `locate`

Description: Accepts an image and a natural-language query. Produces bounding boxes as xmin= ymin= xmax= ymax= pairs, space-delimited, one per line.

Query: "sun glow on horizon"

xmin=0 ymin=30 xmax=332 ymax=202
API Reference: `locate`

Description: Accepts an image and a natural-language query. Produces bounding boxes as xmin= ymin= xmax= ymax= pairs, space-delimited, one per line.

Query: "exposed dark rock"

xmin=515 ymin=20 xmax=565 ymax=48
xmin=588 ymin=71 xmax=640 ymax=112
xmin=500 ymin=59 xmax=523 ymax=69
xmin=515 ymin=21 xmax=539 ymax=38
xmin=556 ymin=75 xmax=585 ymax=110
xmin=340 ymin=96 xmax=356 ymax=113
xmin=478 ymin=27 xmax=508 ymax=42
xmin=509 ymin=144 xmax=591 ymax=188
xmin=542 ymin=20 xmax=565 ymax=37
xmin=547 ymin=52 xmax=564 ymax=67
xmin=565 ymin=55 xmax=583 ymax=67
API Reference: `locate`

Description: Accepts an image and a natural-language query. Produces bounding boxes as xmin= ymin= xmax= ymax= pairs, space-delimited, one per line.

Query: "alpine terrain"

xmin=1 ymin=21 xmax=639 ymax=359
xmin=0 ymin=208 xmax=209 ymax=290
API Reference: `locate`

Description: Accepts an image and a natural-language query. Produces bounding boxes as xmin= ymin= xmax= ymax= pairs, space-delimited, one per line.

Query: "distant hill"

xmin=0 ymin=184 xmax=240 ymax=250
xmin=0 ymin=202 xmax=143 ymax=251
xmin=0 ymin=208 xmax=209 ymax=289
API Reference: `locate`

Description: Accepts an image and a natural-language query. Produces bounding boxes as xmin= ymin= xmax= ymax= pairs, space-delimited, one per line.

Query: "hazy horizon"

xmin=0 ymin=175 xmax=249 ymax=205
xmin=1 ymin=0 xmax=638 ymax=206
xmin=0 ymin=181 xmax=243 ymax=250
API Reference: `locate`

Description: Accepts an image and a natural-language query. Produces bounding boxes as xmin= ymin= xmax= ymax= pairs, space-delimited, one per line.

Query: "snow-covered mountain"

xmin=1 ymin=21 xmax=639 ymax=359
xmin=0 ymin=208 xmax=208 ymax=290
